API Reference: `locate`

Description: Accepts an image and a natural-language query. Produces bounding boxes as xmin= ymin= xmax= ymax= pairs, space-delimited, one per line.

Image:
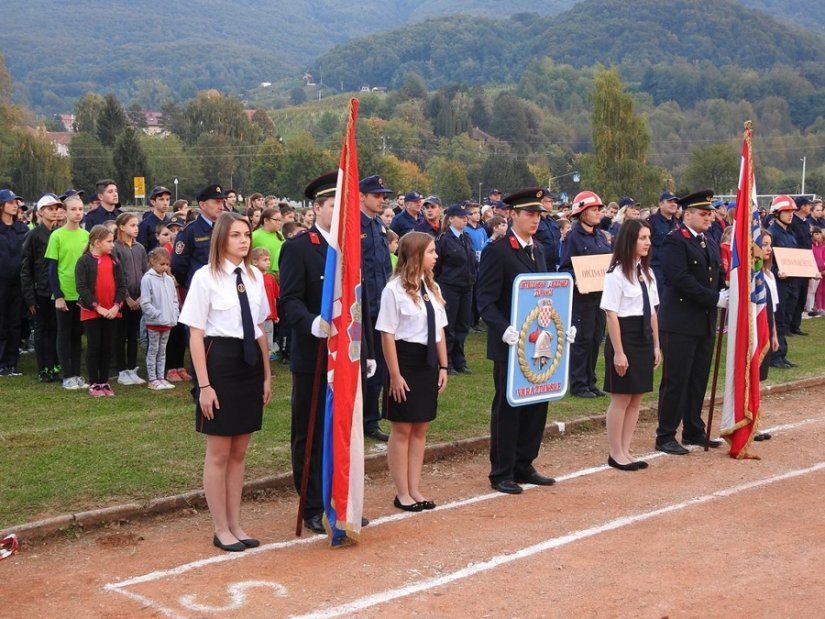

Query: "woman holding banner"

xmin=601 ymin=219 xmax=661 ymax=470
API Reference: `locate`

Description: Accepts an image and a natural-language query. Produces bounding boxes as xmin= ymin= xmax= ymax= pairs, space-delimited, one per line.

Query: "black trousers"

xmin=363 ymin=334 xmax=386 ymax=430
xmin=291 ymin=371 xmax=327 ymax=519
xmin=442 ymin=284 xmax=472 ymax=370
xmin=32 ymin=295 xmax=58 ymax=371
xmin=165 ymin=323 xmax=187 ymax=371
xmin=55 ymin=300 xmax=83 ymax=377
xmin=489 ymin=361 xmax=549 ymax=483
xmin=772 ymin=276 xmax=799 ymax=362
xmin=790 ymin=277 xmax=808 ymax=332
xmin=656 ymin=330 xmax=715 ymax=444
xmin=569 ymin=295 xmax=606 ymax=393
xmin=0 ymin=277 xmax=22 ymax=368
xmin=85 ymin=318 xmax=117 ymax=384
xmin=116 ymin=306 xmax=142 ymax=371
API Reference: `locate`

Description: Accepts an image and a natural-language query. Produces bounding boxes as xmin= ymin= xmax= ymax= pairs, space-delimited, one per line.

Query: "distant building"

xmin=26 ymin=127 xmax=74 ymax=157
xmin=56 ymin=114 xmax=75 ymax=132
xmin=260 ymin=82 xmax=272 ymax=88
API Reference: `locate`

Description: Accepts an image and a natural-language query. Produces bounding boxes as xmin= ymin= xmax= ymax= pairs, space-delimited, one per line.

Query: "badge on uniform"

xmin=509 ymin=236 xmax=520 ymax=250
xmin=507 ymin=273 xmax=574 ymax=406
xmin=175 ymin=241 xmax=185 ymax=255
xmin=237 ymin=282 xmax=246 ymax=294
xmin=309 ymin=232 xmax=320 ymax=245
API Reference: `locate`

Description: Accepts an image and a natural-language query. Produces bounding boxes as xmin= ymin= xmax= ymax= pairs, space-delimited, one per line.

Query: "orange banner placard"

xmin=571 ymin=254 xmax=612 ymax=293
xmin=773 ymin=247 xmax=820 ymax=278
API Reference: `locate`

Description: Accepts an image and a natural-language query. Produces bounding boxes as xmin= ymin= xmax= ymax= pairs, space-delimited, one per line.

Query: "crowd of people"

xmin=1 ymin=174 xmax=821 ymax=551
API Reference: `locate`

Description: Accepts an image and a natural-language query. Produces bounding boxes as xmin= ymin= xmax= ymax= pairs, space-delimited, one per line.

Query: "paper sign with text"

xmin=571 ymin=254 xmax=612 ymax=293
xmin=507 ymin=273 xmax=574 ymax=407
xmin=773 ymin=247 xmax=819 ymax=278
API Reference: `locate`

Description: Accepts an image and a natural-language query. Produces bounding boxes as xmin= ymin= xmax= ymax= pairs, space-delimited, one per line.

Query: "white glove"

xmin=566 ymin=325 xmax=577 ymax=344
xmin=502 ymin=325 xmax=519 ymax=346
xmin=717 ymin=289 xmax=730 ymax=309
xmin=311 ymin=315 xmax=328 ymax=338
xmin=366 ymin=359 xmax=377 ymax=378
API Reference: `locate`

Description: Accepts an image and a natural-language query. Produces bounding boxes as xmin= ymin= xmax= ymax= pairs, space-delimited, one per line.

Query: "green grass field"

xmin=2 ymin=318 xmax=824 ymax=528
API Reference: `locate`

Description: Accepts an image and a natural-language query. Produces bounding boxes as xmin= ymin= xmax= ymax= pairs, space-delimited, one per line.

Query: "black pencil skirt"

xmin=194 ymin=336 xmax=264 ymax=436
xmin=603 ymin=316 xmax=654 ymax=395
xmin=384 ymin=340 xmax=438 ymax=423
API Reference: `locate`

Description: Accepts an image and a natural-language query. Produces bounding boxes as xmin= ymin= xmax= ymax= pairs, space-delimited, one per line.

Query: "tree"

xmin=193 ymin=132 xmax=238 ymax=189
xmin=69 ymin=132 xmax=114 ymax=192
xmin=580 ymin=66 xmax=663 ymax=204
xmin=479 ymin=155 xmax=537 ymax=194
xmin=290 ymin=87 xmax=307 ymax=106
xmin=489 ymin=94 xmax=530 ymax=154
xmin=275 ymin=132 xmax=334 ymax=199
xmin=249 ymin=138 xmax=285 ymax=195
xmin=10 ymin=132 xmax=71 ymax=198
xmin=398 ymin=72 xmax=428 ymax=100
xmin=683 ymin=143 xmax=740 ymax=195
xmin=73 ymin=93 xmax=105 ymax=135
xmin=251 ymin=109 xmax=277 ymax=139
xmin=427 ymin=156 xmax=471 ymax=204
xmin=97 ymin=94 xmax=128 ymax=148
xmin=140 ymin=133 xmax=202 ymax=199
xmin=112 ymin=128 xmax=148 ymax=204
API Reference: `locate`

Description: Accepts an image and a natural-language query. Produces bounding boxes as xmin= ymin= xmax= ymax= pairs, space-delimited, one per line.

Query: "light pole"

xmin=548 ymin=171 xmax=581 ymax=191
xmin=173 ymin=178 xmax=178 ymax=201
xmin=801 ymin=157 xmax=807 ymax=195
xmin=478 ymin=182 xmax=483 ymax=204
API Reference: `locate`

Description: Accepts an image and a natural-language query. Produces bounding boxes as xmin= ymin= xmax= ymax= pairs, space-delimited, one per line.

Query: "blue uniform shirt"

xmin=171 ymin=215 xmax=214 ymax=288
xmin=360 ymin=211 xmax=392 ymax=317
xmin=649 ymin=210 xmax=680 ymax=273
xmin=790 ymin=214 xmax=812 ymax=249
xmin=768 ymin=220 xmax=798 ymax=249
xmin=390 ymin=209 xmax=422 ymax=237
xmin=137 ymin=211 xmax=169 ymax=252
xmin=83 ymin=205 xmax=122 ymax=231
xmin=534 ymin=215 xmax=561 ymax=272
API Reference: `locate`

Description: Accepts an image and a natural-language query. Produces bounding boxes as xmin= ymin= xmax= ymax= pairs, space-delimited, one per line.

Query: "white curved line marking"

xmin=179 ymin=580 xmax=287 ymax=613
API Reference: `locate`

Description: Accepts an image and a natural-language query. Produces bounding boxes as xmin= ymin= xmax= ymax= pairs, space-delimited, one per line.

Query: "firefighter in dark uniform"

xmin=171 ymin=184 xmax=226 ymax=289
xmin=279 ymin=172 xmax=375 ymax=534
xmin=390 ymin=190 xmax=424 ymax=237
xmin=476 ymin=188 xmax=557 ymax=494
xmin=649 ymin=191 xmax=680 ymax=291
xmin=534 ymin=189 xmax=561 ymax=272
xmin=767 ymin=194 xmax=800 ymax=368
xmin=435 ymin=203 xmax=476 ymax=373
xmin=560 ymin=191 xmax=613 ymax=398
xmin=789 ymin=195 xmax=814 ymax=335
xmin=655 ymin=189 xmax=729 ymax=455
xmin=414 ymin=195 xmax=443 ymax=237
xmin=359 ymin=174 xmax=395 ymax=442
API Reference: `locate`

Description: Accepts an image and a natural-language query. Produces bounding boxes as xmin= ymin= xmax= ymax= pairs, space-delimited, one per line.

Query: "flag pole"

xmin=295 ymin=339 xmax=328 ymax=536
xmin=705 ymin=308 xmax=727 ymax=451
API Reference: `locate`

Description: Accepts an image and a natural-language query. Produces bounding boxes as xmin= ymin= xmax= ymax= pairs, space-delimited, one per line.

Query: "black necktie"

xmin=420 ymin=281 xmax=437 ymax=368
xmin=637 ymin=264 xmax=652 ymax=342
xmin=234 ymin=267 xmax=258 ymax=366
xmin=525 ymin=244 xmax=534 ymax=261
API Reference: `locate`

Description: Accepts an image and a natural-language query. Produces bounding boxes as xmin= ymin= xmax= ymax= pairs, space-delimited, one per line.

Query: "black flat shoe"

xmin=239 ymin=538 xmax=260 ymax=548
xmin=682 ymin=437 xmax=723 ymax=448
xmin=303 ymin=514 xmax=326 ymax=535
xmin=608 ymin=456 xmax=639 ymax=471
xmin=632 ymin=460 xmax=649 ymax=469
xmin=416 ymin=499 xmax=436 ymax=510
xmin=394 ymin=496 xmax=423 ymax=512
xmin=491 ymin=480 xmax=523 ymax=494
xmin=213 ymin=534 xmax=246 ymax=552
xmin=754 ymin=432 xmax=772 ymax=441
xmin=573 ymin=390 xmax=597 ymax=398
xmin=590 ymin=387 xmax=608 ymax=397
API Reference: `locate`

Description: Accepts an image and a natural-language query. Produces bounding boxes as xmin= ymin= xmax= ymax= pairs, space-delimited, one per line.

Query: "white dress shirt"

xmin=179 ymin=259 xmax=269 ymax=338
xmin=376 ymin=277 xmax=448 ymax=344
xmin=600 ymin=261 xmax=659 ymax=317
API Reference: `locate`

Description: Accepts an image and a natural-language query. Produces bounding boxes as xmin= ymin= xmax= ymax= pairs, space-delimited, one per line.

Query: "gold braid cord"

xmin=517 ymin=305 xmax=565 ymax=384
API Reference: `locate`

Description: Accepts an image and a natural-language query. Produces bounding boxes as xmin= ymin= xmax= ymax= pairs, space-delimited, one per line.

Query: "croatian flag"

xmin=720 ymin=121 xmax=770 ymax=458
xmin=320 ymin=98 xmax=365 ymax=546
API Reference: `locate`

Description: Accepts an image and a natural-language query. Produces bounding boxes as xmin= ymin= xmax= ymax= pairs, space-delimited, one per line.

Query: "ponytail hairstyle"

xmin=393 ymin=231 xmax=444 ymax=306
xmin=114 ymin=212 xmax=138 ymax=243
xmin=87 ymin=224 xmax=114 ymax=254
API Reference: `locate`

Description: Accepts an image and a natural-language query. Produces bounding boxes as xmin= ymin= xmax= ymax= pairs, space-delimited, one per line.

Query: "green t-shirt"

xmin=44 ymin=226 xmax=90 ymax=301
xmin=251 ymin=228 xmax=284 ymax=276
xmin=390 ymin=253 xmax=398 ymax=271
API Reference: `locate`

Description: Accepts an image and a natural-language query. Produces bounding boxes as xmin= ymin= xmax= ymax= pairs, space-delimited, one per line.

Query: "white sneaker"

xmin=159 ymin=379 xmax=176 ymax=390
xmin=118 ymin=370 xmax=135 ymax=385
xmin=147 ymin=380 xmax=164 ymax=390
xmin=63 ymin=376 xmax=79 ymax=390
xmin=75 ymin=376 xmax=89 ymax=389
xmin=130 ymin=368 xmax=146 ymax=385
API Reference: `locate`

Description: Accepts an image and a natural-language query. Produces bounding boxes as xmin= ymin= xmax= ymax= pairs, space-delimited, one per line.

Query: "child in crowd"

xmin=486 ymin=215 xmax=507 ymax=244
xmin=387 ymin=229 xmax=399 ymax=270
xmin=163 ymin=217 xmax=189 ymax=382
xmin=140 ymin=248 xmax=179 ymax=390
xmin=251 ymin=247 xmax=280 ymax=361
xmin=811 ymin=227 xmax=825 ymax=313
xmin=75 ymin=225 xmax=127 ymax=397
xmin=156 ymin=222 xmax=174 ymax=254
xmin=757 ymin=230 xmax=780 ymax=441
xmin=44 ymin=194 xmax=89 ymax=390
xmin=113 ymin=212 xmax=148 ymax=385
xmin=282 ymin=221 xmax=307 ymax=239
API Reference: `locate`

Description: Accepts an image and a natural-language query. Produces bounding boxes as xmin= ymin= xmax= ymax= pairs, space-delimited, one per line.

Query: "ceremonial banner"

xmin=320 ymin=98 xmax=364 ymax=546
xmin=506 ymin=273 xmax=574 ymax=406
xmin=720 ymin=121 xmax=770 ymax=458
xmin=571 ymin=254 xmax=612 ymax=294
xmin=772 ymin=248 xmax=820 ymax=278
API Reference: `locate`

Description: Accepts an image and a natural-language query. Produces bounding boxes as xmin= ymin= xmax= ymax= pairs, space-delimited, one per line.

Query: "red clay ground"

xmin=3 ymin=385 xmax=825 ymax=618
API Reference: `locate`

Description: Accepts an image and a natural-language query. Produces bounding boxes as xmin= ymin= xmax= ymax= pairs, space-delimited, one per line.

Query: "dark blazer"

xmin=279 ymin=226 xmax=374 ymax=374
xmin=658 ymin=227 xmax=724 ymax=337
xmin=74 ymin=252 xmax=128 ymax=311
xmin=171 ymin=216 xmax=213 ymax=289
xmin=20 ymin=224 xmax=53 ymax=304
xmin=476 ymin=231 xmax=546 ymax=362
xmin=435 ymin=229 xmax=476 ymax=289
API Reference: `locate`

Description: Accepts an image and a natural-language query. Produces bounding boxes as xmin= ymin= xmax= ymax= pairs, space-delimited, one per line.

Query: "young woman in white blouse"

xmin=600 ymin=219 xmax=661 ymax=471
xmin=376 ymin=232 xmax=449 ymax=511
xmin=179 ymin=212 xmax=272 ymax=551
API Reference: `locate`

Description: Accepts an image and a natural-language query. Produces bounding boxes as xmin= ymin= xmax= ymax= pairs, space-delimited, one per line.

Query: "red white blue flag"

xmin=320 ymin=98 xmax=364 ymax=545
xmin=720 ymin=121 xmax=770 ymax=458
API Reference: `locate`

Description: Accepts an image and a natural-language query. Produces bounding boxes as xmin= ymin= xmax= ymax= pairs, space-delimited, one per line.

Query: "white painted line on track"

xmin=293 ymin=461 xmax=825 ymax=619
xmin=103 ymin=414 xmax=825 ymax=615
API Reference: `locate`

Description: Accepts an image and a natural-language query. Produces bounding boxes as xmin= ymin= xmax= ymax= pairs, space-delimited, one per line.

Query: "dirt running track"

xmin=4 ymin=386 xmax=825 ymax=618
